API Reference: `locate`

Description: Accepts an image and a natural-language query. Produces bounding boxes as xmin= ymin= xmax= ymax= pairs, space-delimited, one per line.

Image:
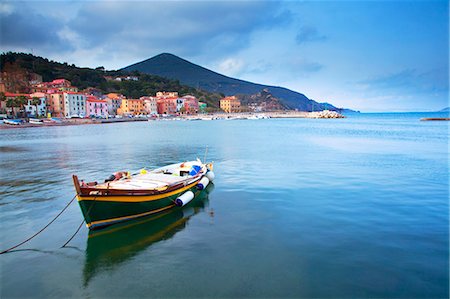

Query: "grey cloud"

xmin=0 ymin=2 xmax=71 ymax=52
xmin=68 ymin=1 xmax=292 ymax=61
xmin=295 ymin=26 xmax=326 ymax=44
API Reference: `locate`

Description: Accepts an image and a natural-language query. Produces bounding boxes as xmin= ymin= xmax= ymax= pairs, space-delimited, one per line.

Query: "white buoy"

xmin=175 ymin=191 xmax=194 ymax=207
xmin=197 ymin=176 xmax=210 ymax=190
xmin=205 ymin=171 xmax=215 ymax=182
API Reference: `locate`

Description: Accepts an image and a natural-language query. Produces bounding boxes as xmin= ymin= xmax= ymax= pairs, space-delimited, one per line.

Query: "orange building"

xmin=118 ymin=98 xmax=144 ymax=116
xmin=220 ymin=96 xmax=241 ymax=113
xmin=47 ymin=92 xmax=65 ymax=117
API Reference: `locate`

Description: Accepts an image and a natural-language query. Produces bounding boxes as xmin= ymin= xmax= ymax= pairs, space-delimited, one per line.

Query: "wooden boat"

xmin=73 ymin=160 xmax=215 ymax=230
xmin=29 ymin=118 xmax=44 ymax=124
xmin=83 ymin=184 xmax=213 ymax=285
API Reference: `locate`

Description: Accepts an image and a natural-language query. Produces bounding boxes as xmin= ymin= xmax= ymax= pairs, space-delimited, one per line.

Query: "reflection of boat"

xmin=73 ymin=160 xmax=215 ymax=230
xmin=83 ymin=184 xmax=214 ymax=286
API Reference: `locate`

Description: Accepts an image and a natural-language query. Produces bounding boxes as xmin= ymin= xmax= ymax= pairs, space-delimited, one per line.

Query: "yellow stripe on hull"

xmin=86 ymin=204 xmax=175 ymax=229
xmin=77 ymin=180 xmax=199 ymax=203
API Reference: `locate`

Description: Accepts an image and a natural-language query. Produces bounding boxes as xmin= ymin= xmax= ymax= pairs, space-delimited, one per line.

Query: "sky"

xmin=0 ymin=0 xmax=448 ymax=112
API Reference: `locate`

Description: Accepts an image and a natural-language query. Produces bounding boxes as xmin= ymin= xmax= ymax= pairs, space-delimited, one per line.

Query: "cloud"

xmin=295 ymin=26 xmax=327 ymax=44
xmin=0 ymin=3 xmax=13 ymax=15
xmin=353 ymin=67 xmax=449 ymax=111
xmin=65 ymin=1 xmax=292 ymax=62
xmin=0 ymin=2 xmax=71 ymax=52
xmin=0 ymin=1 xmax=294 ymax=69
xmin=359 ymin=68 xmax=448 ymax=94
xmin=217 ymin=58 xmax=245 ymax=77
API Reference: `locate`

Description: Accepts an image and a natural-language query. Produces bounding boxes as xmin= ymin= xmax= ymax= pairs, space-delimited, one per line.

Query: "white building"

xmin=142 ymin=96 xmax=158 ymax=115
xmin=106 ymin=98 xmax=122 ymax=116
xmin=64 ymin=92 xmax=86 ymax=118
xmin=176 ymin=98 xmax=185 ymax=112
xmin=25 ymin=94 xmax=47 ymax=117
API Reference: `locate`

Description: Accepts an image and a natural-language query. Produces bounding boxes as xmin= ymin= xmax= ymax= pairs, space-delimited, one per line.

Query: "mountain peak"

xmin=152 ymin=52 xmax=182 ymax=60
xmin=122 ymin=54 xmax=337 ymax=111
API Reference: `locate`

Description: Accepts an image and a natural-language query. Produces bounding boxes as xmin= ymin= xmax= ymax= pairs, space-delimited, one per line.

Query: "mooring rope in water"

xmin=0 ymin=194 xmax=77 ymax=255
xmin=61 ymin=219 xmax=85 ymax=248
xmin=61 ymin=196 xmax=97 ymax=248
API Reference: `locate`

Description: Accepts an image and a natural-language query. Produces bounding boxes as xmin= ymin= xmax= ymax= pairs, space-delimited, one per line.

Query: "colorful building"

xmin=156 ymin=98 xmax=177 ymax=115
xmin=118 ymin=99 xmax=144 ymax=116
xmin=24 ymin=93 xmax=47 ymax=117
xmin=86 ymin=96 xmax=108 ymax=118
xmin=105 ymin=93 xmax=123 ymax=116
xmin=156 ymin=91 xmax=178 ymax=98
xmin=198 ymin=102 xmax=207 ymax=113
xmin=141 ymin=96 xmax=158 ymax=115
xmin=182 ymin=95 xmax=199 ymax=114
xmin=32 ymin=79 xmax=77 ymax=93
xmin=64 ymin=92 xmax=86 ymax=118
xmin=47 ymin=92 xmax=65 ymax=117
xmin=220 ymin=96 xmax=241 ymax=113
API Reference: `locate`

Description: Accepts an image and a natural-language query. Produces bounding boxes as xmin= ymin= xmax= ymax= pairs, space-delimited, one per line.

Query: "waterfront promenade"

xmin=0 ymin=110 xmax=346 ymax=129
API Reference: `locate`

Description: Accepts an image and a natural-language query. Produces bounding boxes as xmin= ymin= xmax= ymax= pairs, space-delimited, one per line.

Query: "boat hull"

xmin=77 ymin=181 xmax=199 ymax=230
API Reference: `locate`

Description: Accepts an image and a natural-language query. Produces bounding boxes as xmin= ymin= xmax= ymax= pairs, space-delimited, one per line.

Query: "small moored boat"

xmin=73 ymin=160 xmax=215 ymax=230
xmin=29 ymin=118 xmax=44 ymax=124
xmin=3 ymin=119 xmax=23 ymax=125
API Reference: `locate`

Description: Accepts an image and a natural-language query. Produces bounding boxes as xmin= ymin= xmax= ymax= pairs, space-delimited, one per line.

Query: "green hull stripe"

xmin=78 ymin=185 xmax=198 ymax=228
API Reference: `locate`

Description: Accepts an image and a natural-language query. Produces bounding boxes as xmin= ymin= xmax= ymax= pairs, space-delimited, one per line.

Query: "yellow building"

xmin=220 ymin=96 xmax=241 ymax=113
xmin=117 ymin=99 xmax=144 ymax=115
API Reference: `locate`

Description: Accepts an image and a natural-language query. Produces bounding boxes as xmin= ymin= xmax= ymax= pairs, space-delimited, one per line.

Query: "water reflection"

xmin=83 ymin=183 xmax=214 ymax=286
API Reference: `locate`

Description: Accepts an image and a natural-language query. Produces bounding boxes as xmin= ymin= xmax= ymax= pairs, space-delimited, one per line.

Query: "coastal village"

xmin=0 ymin=77 xmax=344 ymax=126
xmin=0 ymin=77 xmax=246 ymax=120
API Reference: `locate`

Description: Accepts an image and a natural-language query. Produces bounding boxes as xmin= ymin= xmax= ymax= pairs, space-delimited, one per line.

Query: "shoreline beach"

xmin=0 ymin=110 xmax=346 ymax=129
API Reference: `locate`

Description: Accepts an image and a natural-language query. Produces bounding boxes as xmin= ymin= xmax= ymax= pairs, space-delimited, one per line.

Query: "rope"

xmin=0 ymin=194 xmax=77 ymax=254
xmin=61 ymin=196 xmax=97 ymax=248
xmin=61 ymin=219 xmax=85 ymax=248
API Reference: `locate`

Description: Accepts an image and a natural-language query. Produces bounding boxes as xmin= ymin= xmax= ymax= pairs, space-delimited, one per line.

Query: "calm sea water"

xmin=0 ymin=112 xmax=448 ymax=298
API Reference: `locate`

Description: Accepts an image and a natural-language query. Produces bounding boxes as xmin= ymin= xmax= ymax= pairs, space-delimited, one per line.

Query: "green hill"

xmin=122 ymin=53 xmax=338 ymax=111
xmin=0 ymin=52 xmax=222 ymax=108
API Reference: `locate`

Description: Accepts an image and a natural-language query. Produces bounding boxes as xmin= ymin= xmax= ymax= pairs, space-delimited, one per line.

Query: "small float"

xmin=73 ymin=160 xmax=215 ymax=230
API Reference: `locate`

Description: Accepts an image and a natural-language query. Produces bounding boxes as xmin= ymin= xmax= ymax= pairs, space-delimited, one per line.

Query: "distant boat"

xmin=3 ymin=119 xmax=23 ymax=125
xmin=29 ymin=118 xmax=44 ymax=124
xmin=73 ymin=160 xmax=215 ymax=230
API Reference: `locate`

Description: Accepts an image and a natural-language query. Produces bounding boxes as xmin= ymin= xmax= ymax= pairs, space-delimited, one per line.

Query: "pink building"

xmin=156 ymin=98 xmax=177 ymax=115
xmin=182 ymin=95 xmax=199 ymax=114
xmin=86 ymin=96 xmax=108 ymax=118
